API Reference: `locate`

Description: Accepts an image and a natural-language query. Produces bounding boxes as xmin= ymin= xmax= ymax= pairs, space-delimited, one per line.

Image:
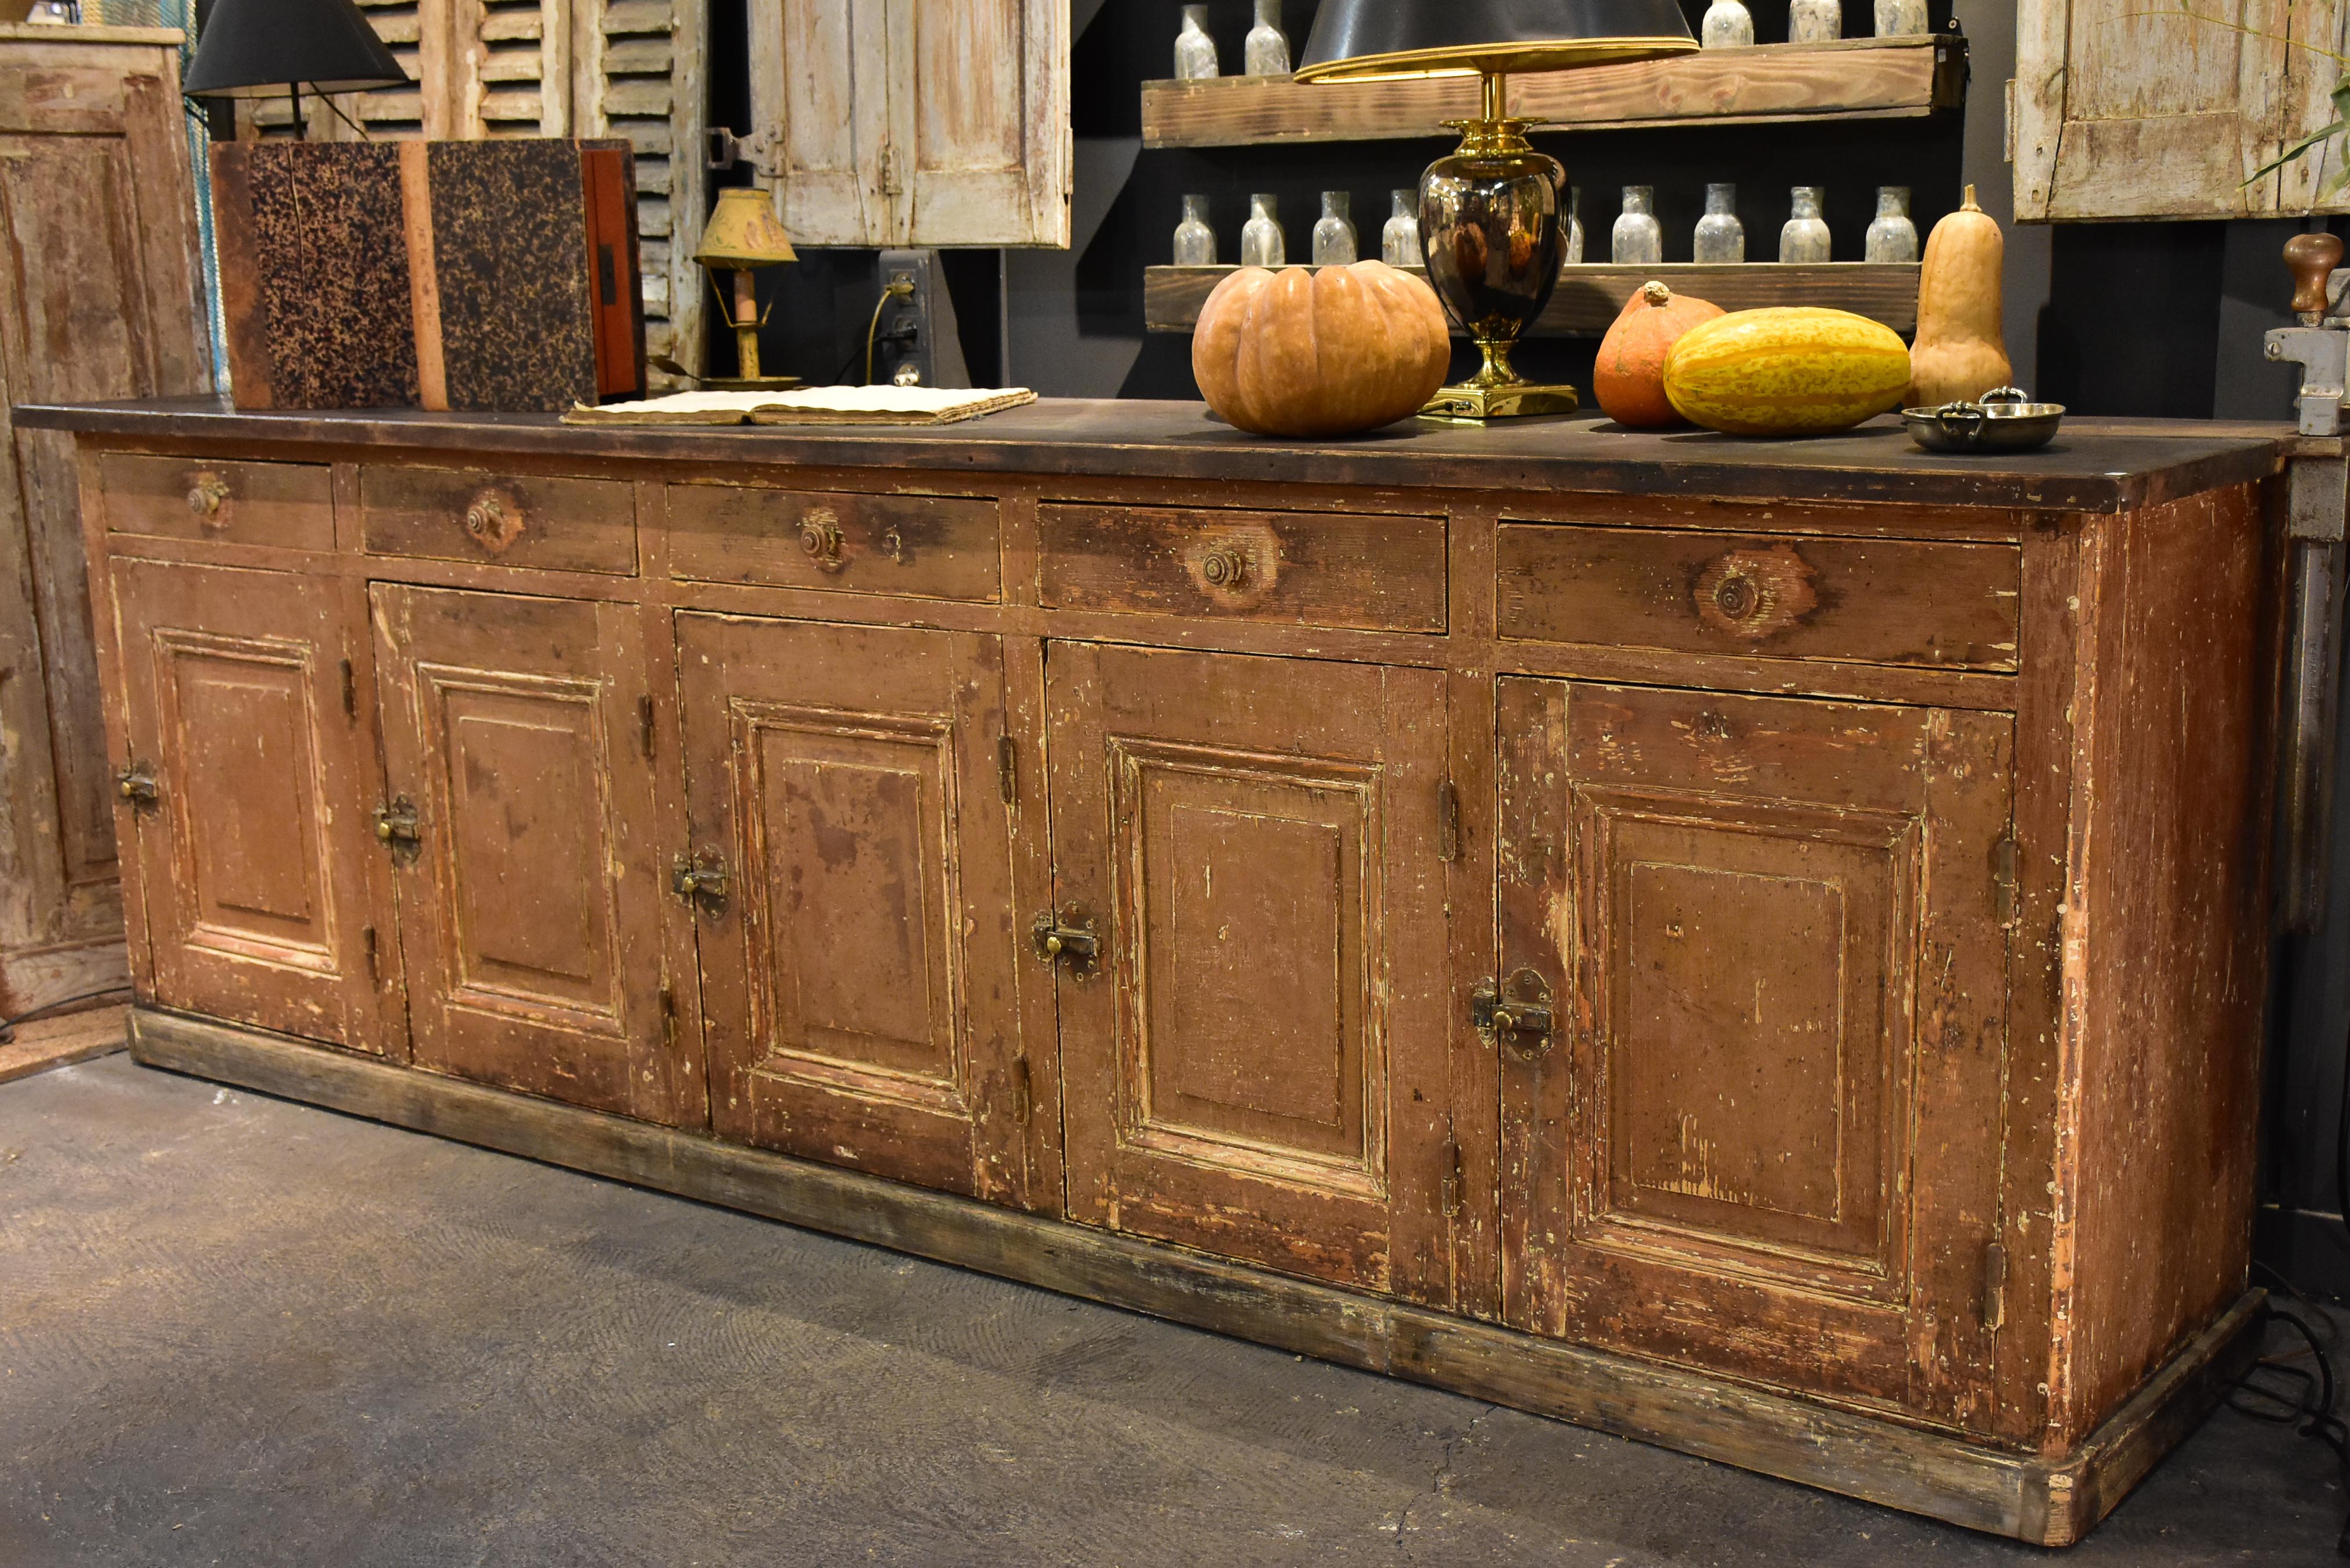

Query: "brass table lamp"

xmin=694 ymin=186 xmax=801 ymax=391
xmin=1297 ymin=0 xmax=1697 ymax=422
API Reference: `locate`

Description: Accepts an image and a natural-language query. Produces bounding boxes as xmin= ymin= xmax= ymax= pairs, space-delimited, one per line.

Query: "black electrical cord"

xmin=2231 ymin=1301 xmax=2350 ymax=1555
xmin=0 ymin=986 xmax=134 ymax=1046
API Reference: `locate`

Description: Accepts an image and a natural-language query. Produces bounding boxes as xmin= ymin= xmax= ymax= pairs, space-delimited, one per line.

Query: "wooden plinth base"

xmin=126 ymin=1007 xmax=2263 ymax=1547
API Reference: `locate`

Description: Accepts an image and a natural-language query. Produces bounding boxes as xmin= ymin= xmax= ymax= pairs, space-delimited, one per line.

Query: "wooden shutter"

xmin=751 ymin=0 xmax=1069 ymax=248
xmin=2015 ymin=0 xmax=2349 ymax=219
xmin=237 ymin=0 xmax=702 ymax=379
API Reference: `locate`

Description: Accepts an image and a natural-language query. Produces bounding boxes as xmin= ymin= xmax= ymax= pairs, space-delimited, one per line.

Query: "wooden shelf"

xmin=1140 ymin=37 xmax=1963 ymax=149
xmin=1145 ymin=263 xmax=1922 ymax=338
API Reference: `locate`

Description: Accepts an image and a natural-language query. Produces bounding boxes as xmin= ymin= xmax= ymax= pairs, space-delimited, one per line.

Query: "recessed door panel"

xmin=676 ymin=613 xmax=1035 ymax=1205
xmin=373 ymin=584 xmax=675 ymax=1121
xmin=111 ymin=560 xmax=387 ymax=1051
xmin=1497 ymin=678 xmax=2011 ymax=1431
xmin=1048 ymin=645 xmax=1454 ymax=1300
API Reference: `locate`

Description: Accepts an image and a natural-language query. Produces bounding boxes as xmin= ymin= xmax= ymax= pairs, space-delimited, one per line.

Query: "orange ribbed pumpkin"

xmin=1593 ymin=281 xmax=1725 ymax=427
xmin=1192 ymin=262 xmax=1452 ymax=437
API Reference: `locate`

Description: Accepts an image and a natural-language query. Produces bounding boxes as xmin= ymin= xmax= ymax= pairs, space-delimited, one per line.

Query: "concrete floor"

xmin=3 ymin=1054 xmax=2343 ymax=1566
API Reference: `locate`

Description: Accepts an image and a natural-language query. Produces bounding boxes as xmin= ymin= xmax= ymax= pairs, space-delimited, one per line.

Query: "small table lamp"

xmin=1297 ymin=0 xmax=1697 ymax=421
xmin=181 ymin=0 xmax=410 ymax=139
xmin=693 ymin=186 xmax=800 ymax=391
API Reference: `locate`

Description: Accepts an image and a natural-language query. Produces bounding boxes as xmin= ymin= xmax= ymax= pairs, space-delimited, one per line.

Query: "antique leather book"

xmin=403 ymin=138 xmax=646 ymax=413
xmin=213 ymin=139 xmax=643 ymax=412
xmin=211 ymin=142 xmax=421 ymax=410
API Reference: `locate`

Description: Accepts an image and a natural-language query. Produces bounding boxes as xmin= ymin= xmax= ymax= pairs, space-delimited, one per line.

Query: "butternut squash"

xmin=1192 ymin=262 xmax=1452 ymax=437
xmin=1907 ymin=184 xmax=2011 ymax=407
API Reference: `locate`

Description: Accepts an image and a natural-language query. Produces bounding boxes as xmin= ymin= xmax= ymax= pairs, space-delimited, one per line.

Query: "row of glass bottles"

xmin=1175 ymin=191 xmax=1589 ymax=270
xmin=1177 ymin=187 xmax=1914 ymax=269
xmin=1611 ymin=185 xmax=1918 ymax=264
xmin=1700 ymin=0 xmax=1930 ymax=47
xmin=1175 ymin=2 xmax=1290 ymax=80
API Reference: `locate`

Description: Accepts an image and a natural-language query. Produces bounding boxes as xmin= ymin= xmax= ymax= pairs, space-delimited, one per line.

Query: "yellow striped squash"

xmin=1661 ymin=307 xmax=1912 ymax=436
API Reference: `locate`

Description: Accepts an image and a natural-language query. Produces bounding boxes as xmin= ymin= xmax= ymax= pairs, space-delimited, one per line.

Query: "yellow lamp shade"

xmin=694 ymin=187 xmax=799 ymax=269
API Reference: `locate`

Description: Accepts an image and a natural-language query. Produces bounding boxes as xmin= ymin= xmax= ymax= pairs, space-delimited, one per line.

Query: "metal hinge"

xmin=1990 ymin=835 xmax=2019 ymax=926
xmin=363 ymin=924 xmax=378 ymax=985
xmin=1440 ymin=1136 xmax=1464 ymax=1218
xmin=673 ymin=851 xmax=729 ymax=910
xmin=341 ymin=658 xmax=358 ymax=720
xmin=879 ymin=144 xmax=904 ymax=196
xmin=659 ymin=982 xmax=677 ymax=1048
xmin=1011 ymin=1057 xmax=1033 ymax=1127
xmin=1437 ymin=778 xmax=1462 ymax=862
xmin=999 ymin=735 xmax=1018 ymax=804
xmin=1982 ymin=1239 xmax=2008 ymax=1331
xmin=639 ymin=695 xmax=657 ymax=761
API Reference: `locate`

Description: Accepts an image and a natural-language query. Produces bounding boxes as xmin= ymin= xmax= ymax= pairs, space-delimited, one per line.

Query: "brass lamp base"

xmin=702 ymin=375 xmax=803 ymax=392
xmin=1421 ymin=379 xmax=1578 ymax=423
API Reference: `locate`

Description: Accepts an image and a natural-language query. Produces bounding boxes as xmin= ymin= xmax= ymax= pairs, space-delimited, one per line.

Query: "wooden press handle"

xmin=2286 ymin=231 xmax=2344 ymax=318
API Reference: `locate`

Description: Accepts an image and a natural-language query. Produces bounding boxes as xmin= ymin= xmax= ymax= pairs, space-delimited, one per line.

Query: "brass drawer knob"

xmin=185 ymin=472 xmax=230 ymax=522
xmin=799 ymin=509 xmax=847 ymax=572
xmin=1199 ymin=544 xmax=1250 ymax=591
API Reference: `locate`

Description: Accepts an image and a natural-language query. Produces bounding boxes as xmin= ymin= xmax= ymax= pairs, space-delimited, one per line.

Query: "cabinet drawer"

xmin=667 ymin=484 xmax=1000 ymax=600
xmin=1038 ymin=504 xmax=1446 ymax=632
xmin=360 ymin=466 xmax=637 ymax=575
xmin=1497 ymin=524 xmax=2019 ymax=671
xmin=101 ymin=454 xmax=333 ymax=550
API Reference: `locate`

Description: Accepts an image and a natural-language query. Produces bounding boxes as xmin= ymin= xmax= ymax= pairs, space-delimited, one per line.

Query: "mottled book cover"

xmin=212 ymin=142 xmax=420 ymax=410
xmin=418 ymin=139 xmax=601 ymax=414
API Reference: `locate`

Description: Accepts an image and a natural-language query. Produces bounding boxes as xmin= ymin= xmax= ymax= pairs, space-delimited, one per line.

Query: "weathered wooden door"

xmin=371 ymin=583 xmax=680 ymax=1120
xmin=0 ymin=51 xmax=208 ymax=1012
xmin=110 ymin=560 xmax=392 ymax=1053
xmin=674 ymin=613 xmax=1042 ymax=1205
xmin=750 ymin=0 xmax=1071 ymax=247
xmin=1496 ymin=679 xmax=2011 ymax=1430
xmin=1046 ymin=645 xmax=1455 ymax=1298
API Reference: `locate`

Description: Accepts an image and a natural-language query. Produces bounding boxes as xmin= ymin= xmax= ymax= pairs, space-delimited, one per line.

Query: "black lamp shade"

xmin=183 ymin=0 xmax=412 ymax=97
xmin=1297 ymin=0 xmax=1697 ymax=81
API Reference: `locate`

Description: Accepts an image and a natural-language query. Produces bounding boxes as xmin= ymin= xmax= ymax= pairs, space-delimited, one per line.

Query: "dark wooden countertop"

xmin=12 ymin=396 xmax=2303 ymax=514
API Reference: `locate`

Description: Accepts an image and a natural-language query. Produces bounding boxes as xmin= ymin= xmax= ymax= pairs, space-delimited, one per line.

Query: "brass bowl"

xmin=1901 ymin=386 xmax=2065 ymax=454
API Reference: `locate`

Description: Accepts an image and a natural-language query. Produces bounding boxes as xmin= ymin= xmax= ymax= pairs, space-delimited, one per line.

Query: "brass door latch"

xmin=374 ymin=797 xmax=422 ymax=854
xmin=1472 ymin=968 xmax=1556 ymax=1055
xmin=673 ymin=851 xmax=729 ymax=910
xmin=115 ymin=763 xmax=159 ymax=807
xmin=1032 ymin=907 xmax=1100 ymax=978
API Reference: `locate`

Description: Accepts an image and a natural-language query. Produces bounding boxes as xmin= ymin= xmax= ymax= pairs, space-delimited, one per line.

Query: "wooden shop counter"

xmin=17 ymin=395 xmax=2295 ymax=1544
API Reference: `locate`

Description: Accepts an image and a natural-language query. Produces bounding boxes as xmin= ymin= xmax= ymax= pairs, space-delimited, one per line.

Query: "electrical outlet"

xmin=875 ymin=248 xmax=934 ymax=387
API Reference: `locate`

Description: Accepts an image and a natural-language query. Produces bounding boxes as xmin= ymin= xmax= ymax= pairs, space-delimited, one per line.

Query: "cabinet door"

xmin=1497 ymin=679 xmax=2011 ymax=1430
xmin=751 ymin=0 xmax=1070 ymax=247
xmin=371 ymin=583 xmax=678 ymax=1120
xmin=1047 ymin=645 xmax=1454 ymax=1297
xmin=110 ymin=560 xmax=390 ymax=1051
xmin=676 ymin=613 xmax=1037 ymax=1202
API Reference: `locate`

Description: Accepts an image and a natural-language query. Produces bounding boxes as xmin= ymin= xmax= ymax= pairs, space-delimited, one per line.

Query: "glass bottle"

xmin=1381 ymin=189 xmax=1422 ymax=268
xmin=1611 ymin=186 xmax=1662 ymax=266
xmin=1701 ymin=0 xmax=1754 ymax=48
xmin=1779 ymin=186 xmax=1830 ymax=263
xmin=1312 ymin=191 xmax=1357 ymax=266
xmin=1788 ymin=0 xmax=1841 ymax=42
xmin=1865 ymin=185 xmax=1918 ymax=263
xmin=1565 ymin=186 xmax=1585 ymax=265
xmin=1244 ymin=0 xmax=1290 ymax=76
xmin=1173 ymin=194 xmax=1217 ymax=266
xmin=1175 ymin=5 xmax=1218 ymax=80
xmin=1693 ymin=183 xmax=1744 ymax=264
xmin=1874 ymin=0 xmax=1929 ymax=35
xmin=1240 ymin=192 xmax=1285 ymax=267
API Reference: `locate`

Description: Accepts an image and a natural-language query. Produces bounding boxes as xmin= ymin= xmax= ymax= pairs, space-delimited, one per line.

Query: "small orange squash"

xmin=1192 ymin=262 xmax=1452 ymax=437
xmin=1594 ymin=281 xmax=1725 ymax=427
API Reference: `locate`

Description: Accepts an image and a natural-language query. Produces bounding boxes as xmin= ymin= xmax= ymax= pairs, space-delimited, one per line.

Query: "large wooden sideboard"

xmin=19 ymin=396 xmax=2290 ymax=1545
xmin=0 ymin=26 xmax=210 ymax=1018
